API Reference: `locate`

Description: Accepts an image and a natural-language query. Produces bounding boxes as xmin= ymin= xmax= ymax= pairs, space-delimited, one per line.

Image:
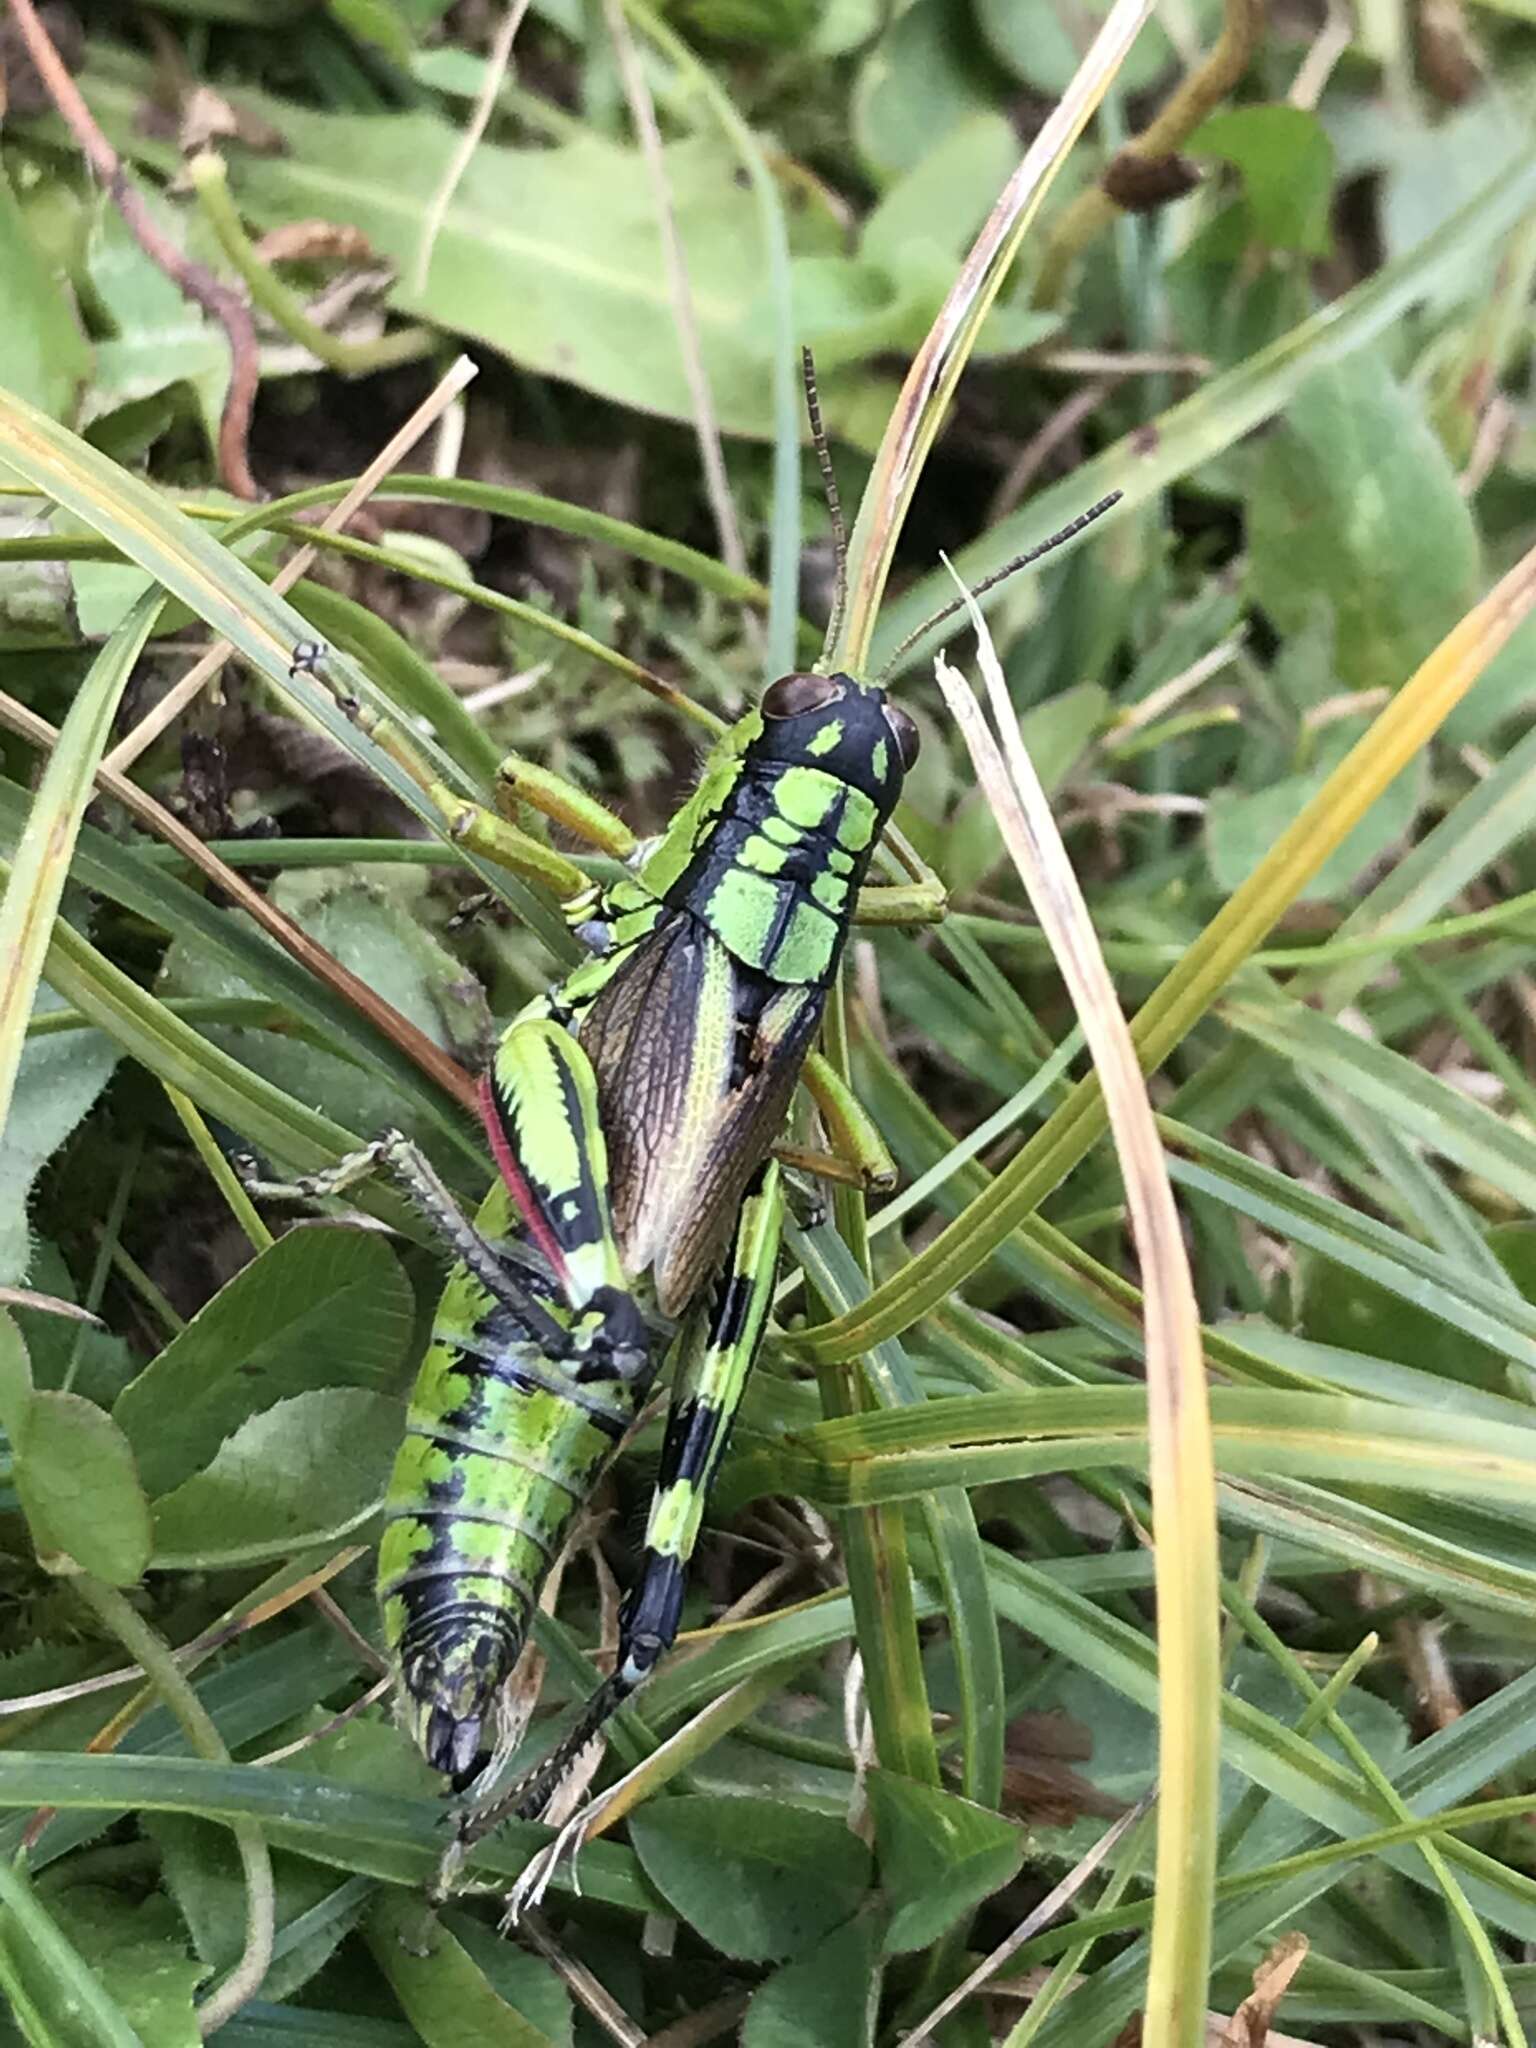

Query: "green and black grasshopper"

xmin=262 ymin=664 xmax=937 ymax=1805
xmin=265 ymin=464 xmax=1115 ymax=1822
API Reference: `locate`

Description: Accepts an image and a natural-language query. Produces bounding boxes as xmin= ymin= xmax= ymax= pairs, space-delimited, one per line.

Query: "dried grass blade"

xmin=934 ymin=586 xmax=1215 ymax=2048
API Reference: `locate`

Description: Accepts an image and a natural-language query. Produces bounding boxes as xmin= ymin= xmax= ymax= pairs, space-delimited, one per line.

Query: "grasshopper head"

xmin=756 ymin=671 xmax=919 ymax=817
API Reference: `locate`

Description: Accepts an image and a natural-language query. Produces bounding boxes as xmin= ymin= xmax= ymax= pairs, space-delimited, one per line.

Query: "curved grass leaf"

xmin=0 ymin=591 xmax=159 ymax=1141
xmin=804 ymin=537 xmax=1536 ymax=1362
xmin=0 ymin=386 xmax=568 ymax=956
xmin=0 ymin=779 xmax=479 ymax=1172
xmin=1225 ymin=994 xmax=1536 ymax=1213
xmin=0 ymin=1754 xmax=658 ymax=1914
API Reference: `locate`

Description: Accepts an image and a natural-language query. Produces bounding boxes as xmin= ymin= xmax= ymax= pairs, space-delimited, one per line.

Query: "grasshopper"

xmin=260 ymin=448 xmax=1115 ymax=1822
xmin=414 ymin=670 xmax=930 ymax=1804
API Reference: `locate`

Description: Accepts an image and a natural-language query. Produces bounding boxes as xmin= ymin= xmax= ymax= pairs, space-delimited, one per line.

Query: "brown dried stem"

xmin=0 ymin=687 xmax=478 ymax=1114
xmin=1032 ymin=0 xmax=1266 ymax=310
xmin=5 ymin=0 xmax=261 ymax=498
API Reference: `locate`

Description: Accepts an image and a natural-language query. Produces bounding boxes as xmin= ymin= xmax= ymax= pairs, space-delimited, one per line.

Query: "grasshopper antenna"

xmin=802 ymin=347 xmax=848 ymax=664
xmin=876 ymin=490 xmax=1123 ymax=682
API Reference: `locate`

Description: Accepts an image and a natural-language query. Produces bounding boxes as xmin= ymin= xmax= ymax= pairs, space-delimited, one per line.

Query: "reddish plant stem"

xmin=6 ymin=0 xmax=261 ymax=499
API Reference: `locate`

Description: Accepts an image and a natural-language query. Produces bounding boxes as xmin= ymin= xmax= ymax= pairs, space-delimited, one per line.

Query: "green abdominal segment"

xmin=376 ymin=1187 xmax=653 ymax=1784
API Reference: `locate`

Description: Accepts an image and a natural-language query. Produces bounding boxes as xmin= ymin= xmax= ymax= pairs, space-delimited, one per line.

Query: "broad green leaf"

xmin=362 ymin=1894 xmax=560 ymax=2047
xmin=160 ymin=867 xmax=493 ymax=1142
xmin=0 ymin=1309 xmax=31 ymax=1441
xmin=445 ymin=1917 xmax=574 ymax=2048
xmin=114 ymin=1229 xmax=413 ymax=1497
xmin=875 ymin=153 xmax=1536 ymax=672
xmin=851 ymin=0 xmax=1005 ymax=183
xmin=47 ymin=1889 xmax=202 ymax=2048
xmin=186 ymin=98 xmax=777 ymax=439
xmin=327 ymin=0 xmax=418 ymax=60
xmin=1246 ymin=356 xmax=1479 ymax=695
xmin=0 ymin=163 xmax=90 ymax=422
xmin=975 ymin=0 xmax=1200 ymax=97
xmin=1295 ymin=1256 xmax=1502 ymax=1385
xmin=793 ymin=248 xmax=960 ymax=370
xmin=77 ymin=198 xmax=226 ymax=480
xmin=148 ymin=1388 xmax=398 ymax=1568
xmin=1443 ymin=605 xmax=1536 ymax=742
xmin=1190 ymin=106 xmax=1335 ymax=255
xmin=1376 ymin=96 xmax=1535 ymax=273
xmin=862 ymin=115 xmax=1021 ymax=271
xmin=629 ymin=1796 xmax=873 ymax=1960
xmin=14 ymin=1240 xmax=134 ymax=1410
xmin=14 ymin=1390 xmax=151 ymax=1584
xmin=1022 ymin=682 xmax=1112 ymax=796
xmin=742 ymin=1910 xmax=883 ymax=2048
xmin=0 ymin=1860 xmax=147 ymax=2048
xmin=0 ymin=995 xmax=120 ymax=1286
xmin=149 ymin=1813 xmax=366 ymax=2005
xmin=865 ymin=1768 xmax=1023 ymax=1953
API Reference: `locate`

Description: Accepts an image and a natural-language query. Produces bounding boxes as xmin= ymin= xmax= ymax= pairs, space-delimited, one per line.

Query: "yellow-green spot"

xmin=706 ymin=868 xmax=782 ymax=963
xmin=871 ymin=738 xmax=889 ymax=783
xmin=763 ymin=813 xmax=801 ymax=847
xmin=771 ymin=899 xmax=837 ymax=983
xmin=381 ymin=1590 xmax=411 ymax=1651
xmin=776 ymin=766 xmax=841 ymax=831
xmin=502 ymin=1030 xmax=584 ymax=1201
xmin=812 ymin=871 xmax=848 ymax=913
xmin=647 ymin=1484 xmax=703 ymax=1557
xmin=378 ymin=1518 xmax=433 ymax=1581
xmin=741 ymin=835 xmax=789 ymax=876
xmin=836 ymin=791 xmax=877 ymax=852
xmin=391 ymin=1427 xmax=458 ymax=1494
xmin=806 ymin=719 xmax=844 ymax=757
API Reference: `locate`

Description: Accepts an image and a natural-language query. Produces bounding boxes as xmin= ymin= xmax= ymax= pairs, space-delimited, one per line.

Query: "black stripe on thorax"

xmin=664 ymin=761 xmax=852 ymax=917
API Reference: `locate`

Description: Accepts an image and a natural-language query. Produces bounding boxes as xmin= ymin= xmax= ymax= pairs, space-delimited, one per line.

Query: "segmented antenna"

xmin=802 ymin=347 xmax=848 ymax=663
xmin=877 ymin=490 xmax=1123 ymax=681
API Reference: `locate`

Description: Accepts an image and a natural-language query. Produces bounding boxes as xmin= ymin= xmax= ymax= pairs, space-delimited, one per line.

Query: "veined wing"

xmin=578 ymin=913 xmax=822 ymax=1315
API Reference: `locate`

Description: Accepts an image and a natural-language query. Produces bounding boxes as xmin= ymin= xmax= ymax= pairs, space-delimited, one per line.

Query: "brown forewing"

xmin=579 ymin=916 xmax=823 ymax=1315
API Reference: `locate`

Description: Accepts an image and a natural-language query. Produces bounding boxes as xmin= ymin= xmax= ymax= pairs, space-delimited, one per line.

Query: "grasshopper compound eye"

xmin=761 ymin=671 xmax=843 ymax=719
xmin=884 ymin=701 xmax=920 ymax=771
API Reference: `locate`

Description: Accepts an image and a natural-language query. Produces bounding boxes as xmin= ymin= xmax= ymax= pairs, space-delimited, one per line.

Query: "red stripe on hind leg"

xmin=477 ymin=1069 xmax=574 ymax=1297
